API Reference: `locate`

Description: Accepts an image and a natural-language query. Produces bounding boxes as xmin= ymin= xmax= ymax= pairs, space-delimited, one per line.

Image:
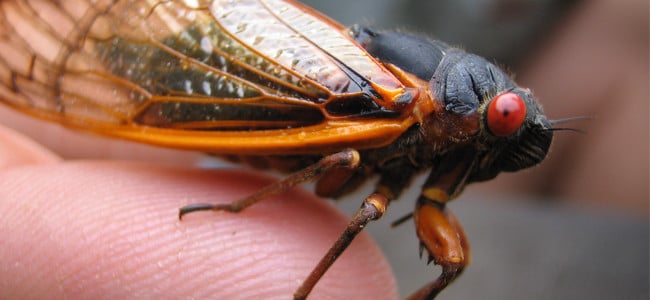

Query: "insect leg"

xmin=178 ymin=149 xmax=360 ymax=219
xmin=293 ymin=157 xmax=415 ymax=298
xmin=293 ymin=192 xmax=388 ymax=300
xmin=406 ymin=150 xmax=474 ymax=299
xmin=408 ymin=197 xmax=470 ymax=300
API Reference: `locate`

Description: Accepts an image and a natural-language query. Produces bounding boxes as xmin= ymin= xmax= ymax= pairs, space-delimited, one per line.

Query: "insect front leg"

xmin=178 ymin=149 xmax=360 ymax=218
xmin=406 ymin=153 xmax=474 ymax=300
xmin=408 ymin=196 xmax=470 ymax=300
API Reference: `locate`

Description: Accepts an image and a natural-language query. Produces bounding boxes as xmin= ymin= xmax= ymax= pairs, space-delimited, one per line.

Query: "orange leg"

xmin=408 ymin=198 xmax=471 ymax=300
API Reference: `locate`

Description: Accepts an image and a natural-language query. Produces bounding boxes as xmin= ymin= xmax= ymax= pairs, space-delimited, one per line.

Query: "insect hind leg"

xmin=179 ymin=148 xmax=387 ymax=299
xmin=178 ymin=149 xmax=361 ymax=219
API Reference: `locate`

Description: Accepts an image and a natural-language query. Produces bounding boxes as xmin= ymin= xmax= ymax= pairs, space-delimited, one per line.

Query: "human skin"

xmin=0 ymin=124 xmax=397 ymax=299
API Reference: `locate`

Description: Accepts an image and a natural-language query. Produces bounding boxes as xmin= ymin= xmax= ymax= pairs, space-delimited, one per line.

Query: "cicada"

xmin=0 ymin=0 xmax=559 ymax=299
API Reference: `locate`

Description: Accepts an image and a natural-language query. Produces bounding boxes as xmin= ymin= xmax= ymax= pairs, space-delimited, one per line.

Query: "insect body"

xmin=0 ymin=0 xmax=554 ymax=299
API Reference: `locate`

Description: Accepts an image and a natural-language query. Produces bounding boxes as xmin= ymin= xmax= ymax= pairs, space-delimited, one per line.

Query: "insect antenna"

xmin=546 ymin=116 xmax=592 ymax=134
xmin=545 ymin=127 xmax=588 ymax=134
xmin=548 ymin=116 xmax=592 ymax=125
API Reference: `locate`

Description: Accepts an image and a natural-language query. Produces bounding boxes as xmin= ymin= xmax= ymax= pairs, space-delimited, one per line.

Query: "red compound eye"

xmin=487 ymin=92 xmax=526 ymax=136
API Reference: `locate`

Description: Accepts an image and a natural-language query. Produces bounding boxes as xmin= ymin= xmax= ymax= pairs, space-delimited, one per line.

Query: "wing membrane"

xmin=0 ymin=0 xmax=415 ymax=154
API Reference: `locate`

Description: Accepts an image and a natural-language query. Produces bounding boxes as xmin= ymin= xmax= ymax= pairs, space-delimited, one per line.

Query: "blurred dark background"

xmin=305 ymin=0 xmax=579 ymax=66
xmin=299 ymin=0 xmax=649 ymax=299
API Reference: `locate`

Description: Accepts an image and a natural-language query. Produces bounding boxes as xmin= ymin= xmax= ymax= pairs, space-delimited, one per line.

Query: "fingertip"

xmin=0 ymin=162 xmax=398 ymax=299
xmin=0 ymin=124 xmax=61 ymax=168
xmin=170 ymin=169 xmax=399 ymax=299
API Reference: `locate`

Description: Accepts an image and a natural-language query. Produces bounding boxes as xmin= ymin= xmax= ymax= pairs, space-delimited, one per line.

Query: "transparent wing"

xmin=0 ymin=0 xmax=413 ymax=154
